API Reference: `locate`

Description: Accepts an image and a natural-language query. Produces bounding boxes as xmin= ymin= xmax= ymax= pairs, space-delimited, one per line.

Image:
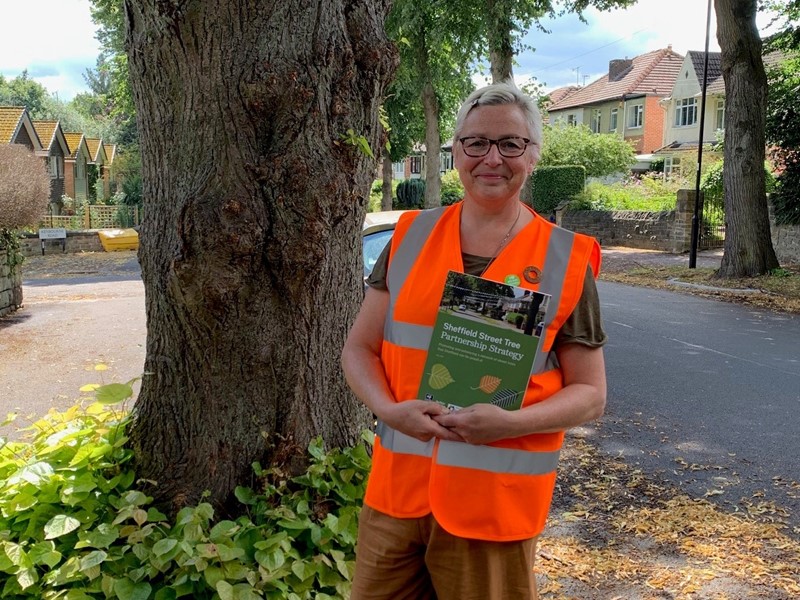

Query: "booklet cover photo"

xmin=417 ymin=270 xmax=551 ymax=411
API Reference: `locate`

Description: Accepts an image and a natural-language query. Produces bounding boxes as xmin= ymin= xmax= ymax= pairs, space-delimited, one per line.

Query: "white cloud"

xmin=0 ymin=0 xmax=102 ymax=100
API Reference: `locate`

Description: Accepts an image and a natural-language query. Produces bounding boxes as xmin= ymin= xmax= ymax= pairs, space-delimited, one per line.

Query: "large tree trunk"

xmin=487 ymin=0 xmax=514 ymax=84
xmin=381 ymin=150 xmax=394 ymax=211
xmin=124 ymin=0 xmax=395 ymax=513
xmin=421 ymin=81 xmax=441 ymax=208
xmin=715 ymin=0 xmax=779 ymax=277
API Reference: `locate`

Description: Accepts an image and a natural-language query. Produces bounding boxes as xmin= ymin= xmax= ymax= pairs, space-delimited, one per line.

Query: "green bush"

xmin=529 ymin=165 xmax=585 ymax=215
xmin=570 ymin=174 xmax=679 ymax=212
xmin=369 ymin=179 xmax=400 ymax=212
xmin=395 ymin=178 xmax=425 ymax=209
xmin=440 ymin=170 xmax=464 ymax=206
xmin=700 ymin=160 xmax=777 ymax=203
xmin=0 ymin=380 xmax=371 ymax=599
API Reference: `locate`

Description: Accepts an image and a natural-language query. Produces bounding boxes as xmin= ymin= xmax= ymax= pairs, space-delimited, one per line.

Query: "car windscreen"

xmin=362 ymin=229 xmax=394 ymax=278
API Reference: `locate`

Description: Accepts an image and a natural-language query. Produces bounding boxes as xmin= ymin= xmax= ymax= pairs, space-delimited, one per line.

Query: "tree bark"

xmin=487 ymin=0 xmax=515 ymax=84
xmin=381 ymin=150 xmax=394 ymax=211
xmin=421 ymin=81 xmax=441 ymax=208
xmin=123 ymin=0 xmax=395 ymax=513
xmin=714 ymin=0 xmax=779 ymax=277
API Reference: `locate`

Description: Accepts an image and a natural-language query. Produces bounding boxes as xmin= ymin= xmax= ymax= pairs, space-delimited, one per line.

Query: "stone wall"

xmin=0 ymin=244 xmax=23 ymax=318
xmin=771 ymin=220 xmax=800 ymax=264
xmin=558 ymin=189 xmax=698 ymax=253
xmin=18 ymin=231 xmax=104 ymax=258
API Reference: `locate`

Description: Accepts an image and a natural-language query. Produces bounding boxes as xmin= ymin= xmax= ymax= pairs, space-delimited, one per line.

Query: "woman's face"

xmin=454 ymin=104 xmax=537 ymax=206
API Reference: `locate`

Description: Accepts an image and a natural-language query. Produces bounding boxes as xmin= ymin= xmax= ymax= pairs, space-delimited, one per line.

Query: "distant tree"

xmin=539 ymin=123 xmax=635 ymax=177
xmin=0 ymin=72 xmax=49 ymax=116
xmin=0 ymin=145 xmax=50 ymax=230
xmin=386 ymin=0 xmax=478 ymax=208
xmin=714 ymin=0 xmax=779 ymax=276
xmin=477 ymin=0 xmax=638 ymax=83
xmin=764 ymin=0 xmax=800 ymax=225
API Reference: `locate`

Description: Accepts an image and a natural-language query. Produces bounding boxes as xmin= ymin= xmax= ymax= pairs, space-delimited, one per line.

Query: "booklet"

xmin=417 ymin=270 xmax=550 ymax=411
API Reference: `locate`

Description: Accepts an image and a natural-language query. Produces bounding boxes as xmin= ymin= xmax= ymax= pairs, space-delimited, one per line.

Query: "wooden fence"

xmin=40 ymin=205 xmax=140 ymax=230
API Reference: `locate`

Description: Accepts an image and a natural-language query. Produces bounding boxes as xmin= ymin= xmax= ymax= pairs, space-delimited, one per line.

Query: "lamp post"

xmin=690 ymin=0 xmax=714 ymax=268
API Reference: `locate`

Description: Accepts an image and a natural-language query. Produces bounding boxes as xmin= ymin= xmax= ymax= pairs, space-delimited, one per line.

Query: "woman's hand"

xmin=432 ymin=403 xmax=513 ymax=445
xmin=380 ymin=400 xmax=465 ymax=443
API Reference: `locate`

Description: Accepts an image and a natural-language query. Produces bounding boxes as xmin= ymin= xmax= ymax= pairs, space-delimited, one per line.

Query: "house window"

xmin=591 ymin=109 xmax=602 ymax=133
xmin=664 ymin=156 xmax=681 ymax=177
xmin=716 ymin=98 xmax=725 ymax=130
xmin=440 ymin=151 xmax=453 ymax=172
xmin=609 ymin=108 xmax=618 ymax=132
xmin=566 ymin=114 xmax=577 ymax=126
xmin=627 ymin=104 xmax=643 ymax=129
xmin=409 ymin=155 xmax=422 ymax=175
xmin=49 ymin=157 xmax=58 ymax=178
xmin=392 ymin=161 xmax=405 ymax=180
xmin=675 ymin=98 xmax=698 ymax=127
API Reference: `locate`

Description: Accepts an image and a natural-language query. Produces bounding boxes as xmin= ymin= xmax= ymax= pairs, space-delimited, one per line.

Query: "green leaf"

xmin=217 ymin=544 xmax=245 ymax=562
xmin=153 ymin=538 xmax=178 ymax=557
xmin=44 ymin=514 xmax=81 ymax=540
xmin=115 ymin=578 xmax=152 ymax=600
xmin=216 ymin=580 xmax=234 ymax=600
xmin=80 ymin=550 xmax=108 ymax=571
xmin=16 ymin=567 xmax=37 ymax=590
xmin=234 ymin=486 xmax=256 ymax=505
xmin=95 ymin=383 xmax=134 ymax=405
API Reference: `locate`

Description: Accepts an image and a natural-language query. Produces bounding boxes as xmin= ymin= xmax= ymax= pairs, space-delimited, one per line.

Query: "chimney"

xmin=609 ymin=58 xmax=633 ymax=82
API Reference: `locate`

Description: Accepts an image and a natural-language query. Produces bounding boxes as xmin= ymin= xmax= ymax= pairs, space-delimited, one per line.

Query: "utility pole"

xmin=573 ymin=67 xmax=581 ymax=86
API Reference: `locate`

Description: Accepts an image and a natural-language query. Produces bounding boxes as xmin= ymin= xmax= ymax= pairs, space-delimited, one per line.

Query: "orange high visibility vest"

xmin=365 ymin=202 xmax=601 ymax=541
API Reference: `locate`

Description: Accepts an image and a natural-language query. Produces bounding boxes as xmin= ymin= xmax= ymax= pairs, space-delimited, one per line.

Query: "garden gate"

xmin=700 ymin=191 xmax=725 ymax=249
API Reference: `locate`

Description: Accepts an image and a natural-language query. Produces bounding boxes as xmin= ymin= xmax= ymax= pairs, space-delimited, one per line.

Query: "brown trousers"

xmin=350 ymin=506 xmax=539 ymax=600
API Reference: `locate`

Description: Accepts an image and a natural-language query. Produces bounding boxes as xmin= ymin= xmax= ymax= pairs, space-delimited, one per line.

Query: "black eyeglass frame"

xmin=458 ymin=136 xmax=532 ymax=158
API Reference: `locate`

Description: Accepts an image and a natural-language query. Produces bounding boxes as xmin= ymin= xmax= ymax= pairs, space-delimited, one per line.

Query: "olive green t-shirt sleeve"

xmin=366 ymin=243 xmax=607 ymax=348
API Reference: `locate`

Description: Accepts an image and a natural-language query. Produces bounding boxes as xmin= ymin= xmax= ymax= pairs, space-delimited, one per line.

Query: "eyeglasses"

xmin=459 ymin=136 xmax=531 ymax=158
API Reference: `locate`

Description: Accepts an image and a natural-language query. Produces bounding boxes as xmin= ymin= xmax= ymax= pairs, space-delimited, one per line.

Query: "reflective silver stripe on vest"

xmin=375 ymin=420 xmax=435 ymax=457
xmin=437 ymin=439 xmax=560 ymax=475
xmin=384 ymin=207 xmax=447 ymax=349
xmin=531 ymin=226 xmax=575 ymax=375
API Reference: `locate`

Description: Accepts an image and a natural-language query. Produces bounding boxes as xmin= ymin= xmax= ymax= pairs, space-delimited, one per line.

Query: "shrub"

xmin=0 ymin=144 xmax=50 ymax=230
xmin=0 ymin=379 xmax=372 ymax=599
xmin=529 ymin=165 xmax=585 ymax=215
xmin=539 ymin=124 xmax=636 ymax=178
xmin=395 ymin=178 xmax=425 ymax=209
xmin=570 ymin=174 xmax=679 ymax=211
xmin=369 ymin=179 xmax=400 ymax=212
xmin=440 ymin=170 xmax=464 ymax=206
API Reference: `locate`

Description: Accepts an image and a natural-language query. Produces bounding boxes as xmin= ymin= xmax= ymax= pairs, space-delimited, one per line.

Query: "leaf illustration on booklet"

xmin=418 ymin=270 xmax=551 ymax=411
xmin=474 ymin=374 xmax=501 ymax=394
xmin=428 ymin=364 xmax=455 ymax=390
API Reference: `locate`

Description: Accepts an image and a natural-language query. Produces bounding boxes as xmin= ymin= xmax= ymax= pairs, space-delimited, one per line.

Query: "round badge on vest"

xmin=503 ymin=274 xmax=521 ymax=286
xmin=523 ymin=266 xmax=542 ymax=284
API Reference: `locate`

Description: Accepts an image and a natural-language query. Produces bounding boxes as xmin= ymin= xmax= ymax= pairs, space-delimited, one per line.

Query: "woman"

xmin=342 ymin=82 xmax=607 ymax=600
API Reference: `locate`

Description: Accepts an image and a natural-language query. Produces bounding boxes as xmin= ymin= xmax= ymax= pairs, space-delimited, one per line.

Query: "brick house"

xmin=546 ymin=47 xmax=684 ymax=155
xmin=32 ymin=120 xmax=71 ymax=205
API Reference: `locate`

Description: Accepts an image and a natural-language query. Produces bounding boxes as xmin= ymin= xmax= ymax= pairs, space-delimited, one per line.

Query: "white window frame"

xmin=440 ymin=151 xmax=453 ymax=173
xmin=609 ymin=108 xmax=618 ymax=132
xmin=591 ymin=109 xmax=602 ymax=133
xmin=627 ymin=104 xmax=644 ymax=129
xmin=566 ymin=114 xmax=577 ymax=127
xmin=664 ymin=156 xmax=681 ymax=177
xmin=716 ymin=98 xmax=725 ymax=130
xmin=674 ymin=98 xmax=698 ymax=127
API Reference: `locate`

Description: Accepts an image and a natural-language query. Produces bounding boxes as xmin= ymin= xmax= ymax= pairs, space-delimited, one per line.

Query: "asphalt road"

xmin=593 ymin=281 xmax=800 ymax=529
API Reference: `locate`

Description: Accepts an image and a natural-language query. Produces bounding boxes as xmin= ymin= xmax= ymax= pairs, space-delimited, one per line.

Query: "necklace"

xmin=480 ymin=203 xmax=522 ymax=276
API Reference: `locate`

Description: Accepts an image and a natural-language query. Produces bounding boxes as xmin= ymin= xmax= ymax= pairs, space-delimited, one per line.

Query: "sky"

xmin=0 ymin=0 xmax=782 ymax=101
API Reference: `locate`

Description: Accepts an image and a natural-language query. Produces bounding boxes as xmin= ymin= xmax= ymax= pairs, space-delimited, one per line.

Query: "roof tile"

xmin=0 ymin=106 xmax=25 ymax=144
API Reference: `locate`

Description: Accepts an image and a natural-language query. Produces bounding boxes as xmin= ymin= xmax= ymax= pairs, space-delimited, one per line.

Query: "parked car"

xmin=362 ymin=210 xmax=407 ymax=280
